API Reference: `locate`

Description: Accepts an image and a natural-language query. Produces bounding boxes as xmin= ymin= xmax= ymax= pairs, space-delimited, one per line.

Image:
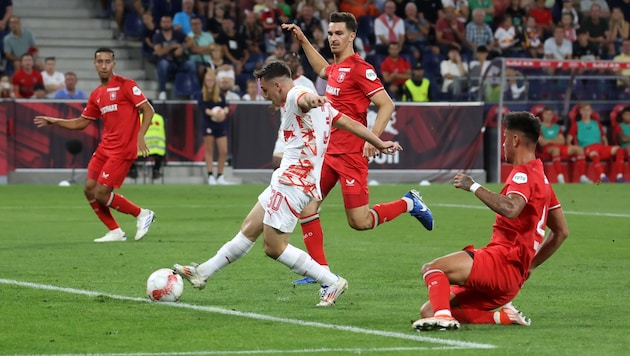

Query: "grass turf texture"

xmin=0 ymin=183 xmax=628 ymax=355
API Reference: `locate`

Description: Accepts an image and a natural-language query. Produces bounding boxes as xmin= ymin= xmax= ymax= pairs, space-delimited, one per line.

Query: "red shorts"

xmin=451 ymin=245 xmax=526 ymax=311
xmin=320 ymin=153 xmax=369 ymax=209
xmin=584 ymin=143 xmax=612 ymax=160
xmin=540 ymin=144 xmax=569 ymax=160
xmin=87 ymin=148 xmax=135 ymax=189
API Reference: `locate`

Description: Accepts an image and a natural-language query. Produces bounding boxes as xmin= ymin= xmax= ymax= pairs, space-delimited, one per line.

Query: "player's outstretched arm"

xmin=281 ymin=23 xmax=329 ymax=78
xmin=530 ymin=207 xmax=569 ymax=271
xmin=137 ymin=100 xmax=155 ymax=157
xmin=334 ymin=115 xmax=402 ymax=154
xmin=453 ymin=173 xmax=526 ymax=219
xmin=33 ymin=116 xmax=91 ymax=130
xmin=364 ymin=90 xmax=396 ymax=157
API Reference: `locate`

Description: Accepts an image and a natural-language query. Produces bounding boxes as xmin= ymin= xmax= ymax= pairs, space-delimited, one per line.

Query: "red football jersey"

xmin=325 ymin=53 xmax=385 ymax=154
xmin=81 ymin=75 xmax=148 ymax=159
xmin=12 ymin=69 xmax=43 ymax=98
xmin=488 ymin=159 xmax=561 ymax=272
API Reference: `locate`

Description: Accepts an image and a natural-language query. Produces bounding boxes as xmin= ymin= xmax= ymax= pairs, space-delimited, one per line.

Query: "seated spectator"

xmin=561 ymin=0 xmax=580 ymax=28
xmin=265 ymin=41 xmax=287 ymax=64
xmin=338 ymin=0 xmax=379 ymax=18
xmin=440 ymin=46 xmax=468 ymax=97
xmin=573 ymin=27 xmax=600 ymax=60
xmin=204 ymin=1 xmax=227 ymax=39
xmin=537 ymin=106 xmax=591 ymax=183
xmin=259 ymin=0 xmax=288 ymax=54
xmin=403 ymin=2 xmax=431 ymax=61
xmin=617 ymin=106 xmax=630 ymax=157
xmin=0 ymin=73 xmax=13 ymax=98
xmin=12 ymin=53 xmax=42 ymax=98
xmin=544 ymin=26 xmax=573 ymax=61
xmin=216 ymin=67 xmax=241 ymax=101
xmin=495 ymin=14 xmax=521 ymax=55
xmin=580 ymin=4 xmax=609 ymax=56
xmin=186 ymin=15 xmax=215 ymax=82
xmin=445 ymin=0 xmax=470 ymax=24
xmin=141 ymin=12 xmax=158 ymax=60
xmin=113 ymin=0 xmax=146 ymax=40
xmin=373 ymin=1 xmax=406 ymax=55
xmin=468 ymin=0 xmax=495 ymax=25
xmin=207 ymin=42 xmax=229 ymax=70
xmin=380 ymin=42 xmax=411 ymax=100
xmin=239 ymin=10 xmax=265 ymax=73
xmin=41 ymin=57 xmax=65 ymax=98
xmin=0 ymin=0 xmax=12 ymax=61
xmin=152 ymin=0 xmax=183 ymax=28
xmin=3 ymin=16 xmax=36 ymax=75
xmin=580 ymin=0 xmax=610 ymax=18
xmin=466 ymin=8 xmax=496 ymax=52
xmin=523 ymin=15 xmax=544 ymax=58
xmin=436 ymin=6 xmax=467 ymax=55
xmin=567 ymin=103 xmax=627 ymax=183
xmin=173 ymin=0 xmax=196 ymax=35
xmin=54 ymin=72 xmax=87 ymax=100
xmin=292 ymin=3 xmax=322 ymax=44
xmin=401 ymin=62 xmax=432 ymax=102
xmin=153 ymin=15 xmax=198 ymax=100
xmin=468 ymin=45 xmax=493 ymax=99
xmin=613 ymin=40 xmax=630 ymax=94
xmin=32 ymin=83 xmax=46 ymax=99
xmin=529 ymin=0 xmax=553 ymax=37
xmin=560 ymin=12 xmax=577 ymax=43
xmin=241 ymin=78 xmax=265 ymax=100
xmin=609 ymin=7 xmax=630 ymax=54
xmin=283 ymin=52 xmax=316 ymax=92
xmin=505 ymin=0 xmax=527 ymax=33
xmin=216 ymin=17 xmax=247 ymax=75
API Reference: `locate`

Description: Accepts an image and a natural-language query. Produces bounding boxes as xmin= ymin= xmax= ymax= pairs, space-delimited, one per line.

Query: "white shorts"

xmin=257 ymin=182 xmax=311 ymax=233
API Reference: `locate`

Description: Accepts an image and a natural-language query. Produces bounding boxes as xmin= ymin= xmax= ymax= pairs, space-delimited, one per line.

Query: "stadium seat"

xmin=530 ymin=104 xmax=559 ymax=123
xmin=567 ymin=103 xmax=601 ymax=127
xmin=173 ymin=72 xmax=200 ymax=98
xmin=609 ymin=104 xmax=627 ymax=145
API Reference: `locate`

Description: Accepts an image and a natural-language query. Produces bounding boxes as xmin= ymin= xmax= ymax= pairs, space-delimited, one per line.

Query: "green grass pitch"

xmin=0 ymin=183 xmax=628 ymax=355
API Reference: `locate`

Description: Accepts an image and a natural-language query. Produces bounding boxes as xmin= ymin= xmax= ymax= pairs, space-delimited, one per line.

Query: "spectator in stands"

xmin=141 ymin=12 xmax=158 ymax=60
xmin=494 ymin=14 xmax=521 ymax=55
xmin=207 ymin=42 xmax=229 ymax=70
xmin=113 ymin=0 xmax=146 ymax=40
xmin=153 ymin=15 xmax=198 ymax=100
xmin=173 ymin=0 xmax=196 ymax=35
xmin=216 ymin=66 xmax=241 ymax=101
xmin=259 ymin=0 xmax=288 ymax=54
xmin=54 ymin=72 xmax=87 ymax=100
xmin=373 ymin=1 xmax=406 ymax=54
xmin=609 ymin=7 xmax=630 ymax=54
xmin=401 ymin=62 xmax=432 ymax=102
xmin=529 ymin=0 xmax=553 ymax=36
xmin=216 ymin=17 xmax=247 ymax=75
xmin=537 ymin=106 xmax=591 ymax=183
xmin=3 ymin=16 xmax=36 ymax=75
xmin=380 ymin=41 xmax=411 ymax=100
xmin=196 ymin=68 xmax=232 ymax=185
xmin=468 ymin=0 xmax=495 ymax=25
xmin=580 ymin=4 xmax=610 ymax=56
xmin=440 ymin=46 xmax=468 ymax=97
xmin=580 ymin=0 xmax=610 ymax=18
xmin=417 ymin=0 xmax=444 ymax=25
xmin=446 ymin=0 xmax=470 ymax=24
xmin=403 ymin=2 xmax=430 ymax=61
xmin=241 ymin=78 xmax=265 ymax=100
xmin=265 ymin=41 xmax=288 ymax=63
xmin=204 ymin=1 xmax=227 ymax=38
xmin=506 ymin=0 xmax=528 ymax=33
xmin=310 ymin=24 xmax=333 ymax=60
xmin=523 ymin=15 xmax=544 ymax=57
xmin=436 ymin=6 xmax=467 ymax=54
xmin=186 ymin=15 xmax=215 ymax=82
xmin=12 ymin=53 xmax=42 ymax=98
xmin=283 ymin=52 xmax=317 ymax=92
xmin=32 ymin=83 xmax=46 ymax=99
xmin=544 ymin=25 xmax=573 ymax=60
xmin=240 ymin=10 xmax=265 ymax=73
xmin=468 ymin=45 xmax=493 ymax=99
xmin=613 ymin=39 xmax=630 ymax=94
xmin=0 ymin=0 xmax=12 ymax=61
xmin=338 ymin=0 xmax=379 ymax=18
xmin=561 ymin=0 xmax=580 ymax=28
xmin=567 ymin=103 xmax=627 ymax=183
xmin=293 ymin=3 xmax=322 ymax=43
xmin=617 ymin=106 xmax=630 ymax=156
xmin=152 ymin=0 xmax=183 ymax=28
xmin=573 ymin=27 xmax=600 ymax=59
xmin=560 ymin=13 xmax=577 ymax=43
xmin=41 ymin=57 xmax=65 ymax=99
xmin=609 ymin=0 xmax=630 ymax=23
xmin=0 ymin=73 xmax=13 ymax=98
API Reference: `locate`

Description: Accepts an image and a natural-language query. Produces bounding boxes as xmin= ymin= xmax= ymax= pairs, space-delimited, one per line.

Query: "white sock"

xmin=276 ymin=244 xmax=338 ymax=286
xmin=197 ymin=231 xmax=254 ymax=278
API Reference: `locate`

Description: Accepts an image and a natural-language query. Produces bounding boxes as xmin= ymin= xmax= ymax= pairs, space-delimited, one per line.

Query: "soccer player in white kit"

xmin=173 ymin=61 xmax=402 ymax=306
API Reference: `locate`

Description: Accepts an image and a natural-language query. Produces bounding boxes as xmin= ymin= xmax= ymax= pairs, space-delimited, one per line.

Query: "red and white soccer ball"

xmin=210 ymin=106 xmax=226 ymax=122
xmin=146 ymin=268 xmax=184 ymax=302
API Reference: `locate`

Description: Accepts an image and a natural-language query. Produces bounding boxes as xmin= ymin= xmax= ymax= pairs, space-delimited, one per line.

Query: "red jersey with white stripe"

xmin=325 ymin=53 xmax=385 ymax=154
xmin=489 ymin=159 xmax=561 ymax=272
xmin=273 ymin=85 xmax=342 ymax=200
xmin=81 ymin=75 xmax=148 ymax=159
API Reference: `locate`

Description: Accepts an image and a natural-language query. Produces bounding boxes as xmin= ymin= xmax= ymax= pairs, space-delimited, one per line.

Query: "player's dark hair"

xmin=503 ymin=111 xmax=541 ymax=144
xmin=254 ymin=61 xmax=292 ymax=81
xmin=94 ymin=47 xmax=115 ymax=59
xmin=621 ymin=106 xmax=630 ymax=115
xmin=330 ymin=12 xmax=358 ymax=33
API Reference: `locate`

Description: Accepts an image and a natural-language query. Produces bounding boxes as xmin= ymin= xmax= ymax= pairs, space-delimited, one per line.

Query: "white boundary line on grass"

xmin=0 ymin=278 xmax=495 ymax=353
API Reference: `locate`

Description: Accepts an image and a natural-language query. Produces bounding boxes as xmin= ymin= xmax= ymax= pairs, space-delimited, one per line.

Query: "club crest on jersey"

xmin=337 ymin=72 xmax=346 ymax=83
xmin=365 ymin=69 xmax=377 ymax=81
xmin=109 ymin=91 xmax=116 ymax=100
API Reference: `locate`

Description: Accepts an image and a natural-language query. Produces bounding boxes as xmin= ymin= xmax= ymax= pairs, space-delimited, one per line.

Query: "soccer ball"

xmin=146 ymin=268 xmax=184 ymax=302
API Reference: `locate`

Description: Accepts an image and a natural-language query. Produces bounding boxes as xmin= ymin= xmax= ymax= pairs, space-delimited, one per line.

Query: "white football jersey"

xmin=272 ymin=85 xmax=341 ymax=200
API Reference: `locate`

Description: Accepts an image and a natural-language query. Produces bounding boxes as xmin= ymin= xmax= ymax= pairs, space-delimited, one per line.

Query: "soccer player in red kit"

xmin=33 ymin=47 xmax=156 ymax=243
xmin=282 ymin=12 xmax=433 ymax=286
xmin=412 ymin=112 xmax=570 ymax=331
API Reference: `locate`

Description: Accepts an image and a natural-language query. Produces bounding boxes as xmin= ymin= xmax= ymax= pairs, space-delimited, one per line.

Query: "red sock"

xmin=370 ymin=199 xmax=408 ymax=228
xmin=591 ymin=155 xmax=604 ymax=176
xmin=575 ymin=156 xmax=586 ymax=176
xmin=300 ymin=214 xmax=327 ymax=266
xmin=614 ymin=149 xmax=626 ymax=176
xmin=108 ymin=193 xmax=141 ymax=216
xmin=423 ymin=269 xmax=451 ymax=316
xmin=88 ymin=198 xmax=119 ymax=230
xmin=552 ymin=156 xmax=562 ymax=173
xmin=452 ymin=307 xmax=496 ymax=324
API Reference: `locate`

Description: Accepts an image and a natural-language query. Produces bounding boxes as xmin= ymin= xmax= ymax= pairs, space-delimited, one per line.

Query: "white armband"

xmin=470 ymin=182 xmax=481 ymax=193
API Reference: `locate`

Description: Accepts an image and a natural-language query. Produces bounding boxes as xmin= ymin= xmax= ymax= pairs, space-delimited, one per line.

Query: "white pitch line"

xmin=0 ymin=279 xmax=495 ymax=351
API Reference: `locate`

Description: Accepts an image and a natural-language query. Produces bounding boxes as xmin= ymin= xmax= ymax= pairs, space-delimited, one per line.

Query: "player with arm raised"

xmin=412 ymin=112 xmax=569 ymax=331
xmin=173 ymin=61 xmax=402 ymax=307
xmin=282 ymin=12 xmax=433 ymax=286
xmin=33 ymin=47 xmax=156 ymax=242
